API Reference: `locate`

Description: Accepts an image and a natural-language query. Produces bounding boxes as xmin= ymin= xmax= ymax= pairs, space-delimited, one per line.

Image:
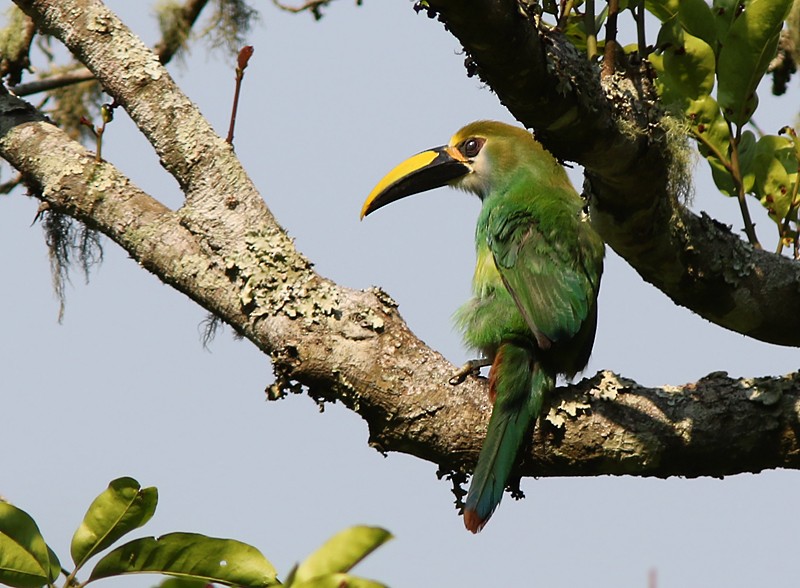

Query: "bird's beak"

xmin=360 ymin=145 xmax=471 ymax=219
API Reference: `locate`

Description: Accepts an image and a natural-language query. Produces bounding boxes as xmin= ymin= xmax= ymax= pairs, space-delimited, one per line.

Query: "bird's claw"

xmin=449 ymin=358 xmax=491 ymax=385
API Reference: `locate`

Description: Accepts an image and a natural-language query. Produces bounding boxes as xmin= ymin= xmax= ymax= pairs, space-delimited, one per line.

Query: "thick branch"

xmin=426 ymin=0 xmax=800 ymax=347
xmin=4 ymin=0 xmax=800 ymax=483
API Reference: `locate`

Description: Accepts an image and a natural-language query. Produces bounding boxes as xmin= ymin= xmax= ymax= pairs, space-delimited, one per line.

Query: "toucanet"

xmin=361 ymin=121 xmax=604 ymax=532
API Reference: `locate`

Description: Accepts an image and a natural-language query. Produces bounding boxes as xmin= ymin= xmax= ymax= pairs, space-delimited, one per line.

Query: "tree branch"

xmin=4 ymin=0 xmax=800 ymax=485
xmin=426 ymin=0 xmax=800 ymax=347
xmin=11 ymin=66 xmax=94 ymax=96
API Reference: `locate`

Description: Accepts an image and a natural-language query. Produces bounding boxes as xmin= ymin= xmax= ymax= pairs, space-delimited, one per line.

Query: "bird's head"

xmin=360 ymin=120 xmax=539 ymax=219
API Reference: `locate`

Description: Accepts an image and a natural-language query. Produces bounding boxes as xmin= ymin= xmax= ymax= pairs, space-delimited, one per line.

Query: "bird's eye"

xmin=461 ymin=137 xmax=484 ymax=158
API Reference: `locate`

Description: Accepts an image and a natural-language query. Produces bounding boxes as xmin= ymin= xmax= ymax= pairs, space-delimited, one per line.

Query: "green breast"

xmin=453 ymin=241 xmax=530 ymax=355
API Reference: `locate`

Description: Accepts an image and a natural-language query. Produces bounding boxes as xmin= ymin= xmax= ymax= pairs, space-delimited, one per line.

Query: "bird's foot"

xmin=449 ymin=358 xmax=491 ymax=385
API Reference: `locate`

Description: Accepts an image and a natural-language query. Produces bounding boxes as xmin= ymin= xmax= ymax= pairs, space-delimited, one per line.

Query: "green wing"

xmin=487 ymin=203 xmax=602 ymax=349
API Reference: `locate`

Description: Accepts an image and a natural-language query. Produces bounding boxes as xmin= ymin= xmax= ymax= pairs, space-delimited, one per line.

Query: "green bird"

xmin=360 ymin=121 xmax=604 ymax=533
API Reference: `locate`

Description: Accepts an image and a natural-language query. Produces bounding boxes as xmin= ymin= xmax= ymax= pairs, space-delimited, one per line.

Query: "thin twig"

xmin=0 ymin=172 xmax=23 ymax=194
xmin=728 ymin=123 xmax=761 ymax=248
xmin=11 ymin=68 xmax=94 ymax=97
xmin=226 ymin=46 xmax=253 ymax=145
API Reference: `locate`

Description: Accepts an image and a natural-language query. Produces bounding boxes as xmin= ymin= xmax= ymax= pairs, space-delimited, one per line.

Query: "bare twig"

xmin=728 ymin=123 xmax=761 ymax=249
xmin=78 ymin=101 xmax=117 ymax=161
xmin=0 ymin=171 xmax=23 ymax=194
xmin=11 ymin=67 xmax=94 ymax=97
xmin=226 ymin=46 xmax=254 ymax=145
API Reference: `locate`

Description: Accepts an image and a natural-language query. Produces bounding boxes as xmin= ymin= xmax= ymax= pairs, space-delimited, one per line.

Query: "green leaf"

xmin=289 ymin=527 xmax=392 ymax=586
xmin=687 ymin=95 xmax=731 ymax=159
xmin=706 ymin=130 xmax=758 ymax=197
xmin=678 ymin=0 xmax=717 ymax=47
xmin=661 ymin=32 xmax=716 ymax=101
xmin=753 ymin=134 xmax=798 ymax=223
xmin=45 ymin=546 xmax=60 ymax=586
xmin=707 ymin=155 xmax=736 ymax=196
xmin=711 ymin=0 xmax=742 ymax=45
xmin=291 ymin=573 xmax=388 ymax=588
xmin=152 ymin=577 xmax=212 ymax=588
xmin=0 ymin=503 xmax=60 ymax=588
xmin=71 ymin=477 xmax=158 ymax=570
xmin=717 ymin=0 xmax=792 ymax=126
xmin=89 ymin=532 xmax=279 ymax=587
xmin=645 ymin=0 xmax=678 ymax=22
xmin=738 ymin=130 xmax=758 ymax=193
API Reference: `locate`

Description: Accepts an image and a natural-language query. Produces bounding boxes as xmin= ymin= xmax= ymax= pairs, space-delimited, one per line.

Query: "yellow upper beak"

xmin=360 ymin=145 xmax=470 ymax=219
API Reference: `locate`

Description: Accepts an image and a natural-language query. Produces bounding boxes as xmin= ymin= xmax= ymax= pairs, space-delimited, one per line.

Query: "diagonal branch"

xmin=4 ymin=0 xmax=800 ymax=484
xmin=426 ymin=0 xmax=800 ymax=347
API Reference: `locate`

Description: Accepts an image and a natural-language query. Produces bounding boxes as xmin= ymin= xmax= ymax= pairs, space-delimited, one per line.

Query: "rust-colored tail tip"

xmin=463 ymin=509 xmax=487 ymax=534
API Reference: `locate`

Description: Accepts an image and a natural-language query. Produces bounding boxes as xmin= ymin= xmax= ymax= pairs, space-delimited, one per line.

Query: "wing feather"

xmin=487 ymin=205 xmax=600 ymax=348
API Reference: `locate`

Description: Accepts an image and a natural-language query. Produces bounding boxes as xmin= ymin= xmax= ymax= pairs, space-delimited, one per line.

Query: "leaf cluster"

xmin=0 ymin=478 xmax=391 ymax=588
xmin=648 ymin=0 xmax=798 ymax=252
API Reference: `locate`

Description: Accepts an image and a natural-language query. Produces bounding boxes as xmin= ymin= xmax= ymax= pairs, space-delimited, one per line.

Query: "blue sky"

xmin=2 ymin=2 xmax=799 ymax=587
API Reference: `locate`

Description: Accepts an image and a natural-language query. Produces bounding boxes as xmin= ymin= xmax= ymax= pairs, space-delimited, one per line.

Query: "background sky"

xmin=2 ymin=2 xmax=800 ymax=587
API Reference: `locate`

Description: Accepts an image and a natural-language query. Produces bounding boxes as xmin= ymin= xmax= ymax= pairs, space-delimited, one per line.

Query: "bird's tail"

xmin=463 ymin=343 xmax=553 ymax=533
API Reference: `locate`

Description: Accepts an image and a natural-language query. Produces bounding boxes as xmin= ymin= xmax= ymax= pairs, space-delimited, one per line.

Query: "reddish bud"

xmin=237 ymin=46 xmax=254 ymax=71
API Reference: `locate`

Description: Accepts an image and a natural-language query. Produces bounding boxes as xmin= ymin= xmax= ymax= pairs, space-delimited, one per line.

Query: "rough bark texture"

xmin=4 ymin=0 xmax=800 ymax=481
